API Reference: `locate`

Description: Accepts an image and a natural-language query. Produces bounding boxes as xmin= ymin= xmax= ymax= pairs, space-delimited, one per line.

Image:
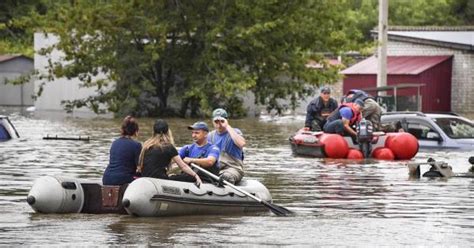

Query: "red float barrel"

xmin=372 ymin=147 xmax=395 ymax=160
xmin=347 ymin=149 xmax=364 ymax=160
xmin=320 ymin=134 xmax=349 ymax=159
xmin=385 ymin=132 xmax=419 ymax=160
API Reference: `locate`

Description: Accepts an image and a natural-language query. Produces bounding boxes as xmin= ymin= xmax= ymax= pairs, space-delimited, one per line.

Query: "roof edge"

xmin=372 ymin=26 xmax=474 ymax=32
xmin=0 ymin=54 xmax=33 ymax=63
xmin=388 ymin=26 xmax=474 ymax=31
xmin=388 ymin=34 xmax=473 ymax=51
xmin=340 ymin=55 xmax=453 ymax=75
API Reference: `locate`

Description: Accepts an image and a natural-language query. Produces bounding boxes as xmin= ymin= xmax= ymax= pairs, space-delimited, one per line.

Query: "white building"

xmin=0 ymin=55 xmax=34 ymax=106
xmin=34 ymin=33 xmax=107 ymax=115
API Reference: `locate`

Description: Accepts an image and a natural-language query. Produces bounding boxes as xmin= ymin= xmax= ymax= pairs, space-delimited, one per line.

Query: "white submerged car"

xmin=381 ymin=112 xmax=474 ymax=150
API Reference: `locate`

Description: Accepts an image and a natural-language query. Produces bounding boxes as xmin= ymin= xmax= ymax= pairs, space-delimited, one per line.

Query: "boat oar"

xmin=190 ymin=163 xmax=293 ymax=216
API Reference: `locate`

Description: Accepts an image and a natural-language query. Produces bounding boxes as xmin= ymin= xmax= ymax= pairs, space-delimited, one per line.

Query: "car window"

xmin=433 ymin=118 xmax=474 ymax=139
xmin=406 ymin=122 xmax=437 ymax=140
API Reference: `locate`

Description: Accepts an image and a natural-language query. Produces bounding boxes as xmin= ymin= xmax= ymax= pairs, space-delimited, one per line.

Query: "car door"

xmin=405 ymin=119 xmax=444 ymax=149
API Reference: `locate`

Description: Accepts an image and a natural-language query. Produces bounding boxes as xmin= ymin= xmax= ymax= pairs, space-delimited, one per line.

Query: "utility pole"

xmin=377 ymin=0 xmax=388 ymax=90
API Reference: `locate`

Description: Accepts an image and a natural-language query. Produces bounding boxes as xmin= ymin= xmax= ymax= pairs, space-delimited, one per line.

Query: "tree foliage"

xmin=3 ymin=0 xmax=473 ymax=117
xmin=348 ymin=0 xmax=474 ymax=44
xmin=33 ymin=0 xmax=362 ymax=117
xmin=0 ymin=0 xmax=47 ymax=57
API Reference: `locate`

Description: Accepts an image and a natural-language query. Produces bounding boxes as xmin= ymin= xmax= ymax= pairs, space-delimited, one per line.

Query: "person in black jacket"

xmin=304 ymin=86 xmax=338 ymax=131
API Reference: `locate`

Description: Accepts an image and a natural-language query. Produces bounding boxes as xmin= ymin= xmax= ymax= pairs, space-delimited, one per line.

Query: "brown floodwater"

xmin=0 ymin=109 xmax=473 ymax=246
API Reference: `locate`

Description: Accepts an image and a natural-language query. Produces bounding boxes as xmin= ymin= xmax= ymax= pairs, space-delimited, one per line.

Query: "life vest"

xmin=326 ymin=103 xmax=362 ymax=126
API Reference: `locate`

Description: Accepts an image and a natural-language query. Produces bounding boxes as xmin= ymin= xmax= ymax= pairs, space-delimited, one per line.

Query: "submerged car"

xmin=0 ymin=115 xmax=20 ymax=141
xmin=381 ymin=112 xmax=474 ymax=150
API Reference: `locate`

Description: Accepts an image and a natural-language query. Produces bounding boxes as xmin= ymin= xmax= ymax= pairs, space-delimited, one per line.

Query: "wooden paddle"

xmin=190 ymin=163 xmax=293 ymax=216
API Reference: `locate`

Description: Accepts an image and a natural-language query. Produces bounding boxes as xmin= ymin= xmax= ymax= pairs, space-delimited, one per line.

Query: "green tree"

xmin=0 ymin=0 xmax=47 ymax=57
xmin=35 ymin=0 xmax=361 ymax=117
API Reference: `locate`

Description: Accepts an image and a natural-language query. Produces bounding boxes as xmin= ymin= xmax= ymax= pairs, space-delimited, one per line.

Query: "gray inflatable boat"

xmin=26 ymin=176 xmax=272 ymax=216
xmin=122 ymin=177 xmax=272 ymax=217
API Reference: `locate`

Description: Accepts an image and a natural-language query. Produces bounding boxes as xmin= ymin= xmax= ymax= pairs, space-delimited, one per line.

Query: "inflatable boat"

xmin=289 ymin=128 xmax=419 ymax=160
xmin=0 ymin=115 xmax=19 ymax=141
xmin=123 ymin=177 xmax=272 ymax=217
xmin=27 ymin=175 xmax=272 ymax=216
xmin=27 ymin=176 xmax=127 ymax=214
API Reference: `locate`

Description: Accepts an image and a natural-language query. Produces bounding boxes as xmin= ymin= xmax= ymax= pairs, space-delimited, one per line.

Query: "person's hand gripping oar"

xmin=190 ymin=163 xmax=293 ymax=216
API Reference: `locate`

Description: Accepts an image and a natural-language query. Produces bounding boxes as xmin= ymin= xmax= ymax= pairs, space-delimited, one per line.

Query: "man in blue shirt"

xmin=174 ymin=121 xmax=220 ymax=182
xmin=208 ymin=108 xmax=246 ymax=184
xmin=343 ymin=89 xmax=383 ymax=131
xmin=324 ymin=99 xmax=364 ymax=137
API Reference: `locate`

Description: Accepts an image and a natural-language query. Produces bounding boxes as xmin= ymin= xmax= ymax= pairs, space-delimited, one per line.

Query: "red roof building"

xmin=341 ymin=55 xmax=453 ymax=112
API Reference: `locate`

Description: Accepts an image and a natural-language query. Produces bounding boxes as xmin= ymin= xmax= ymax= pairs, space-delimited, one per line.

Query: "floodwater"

xmin=1 ymin=109 xmax=473 ymax=246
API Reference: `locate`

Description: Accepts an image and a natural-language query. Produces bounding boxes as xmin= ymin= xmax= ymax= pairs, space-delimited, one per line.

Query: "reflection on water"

xmin=0 ymin=109 xmax=473 ymax=246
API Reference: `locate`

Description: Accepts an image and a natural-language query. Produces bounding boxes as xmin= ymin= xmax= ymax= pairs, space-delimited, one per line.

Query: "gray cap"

xmin=320 ymin=86 xmax=331 ymax=94
xmin=212 ymin=108 xmax=228 ymax=120
xmin=187 ymin=121 xmax=209 ymax=132
xmin=354 ymin=99 xmax=365 ymax=108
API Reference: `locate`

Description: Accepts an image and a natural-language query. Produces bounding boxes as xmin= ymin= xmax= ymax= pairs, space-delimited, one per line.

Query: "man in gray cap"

xmin=174 ymin=121 xmax=220 ymax=182
xmin=208 ymin=108 xmax=246 ymax=184
xmin=304 ymin=86 xmax=338 ymax=131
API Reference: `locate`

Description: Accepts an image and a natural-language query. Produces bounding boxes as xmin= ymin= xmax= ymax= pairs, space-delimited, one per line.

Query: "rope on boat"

xmin=183 ymin=188 xmax=247 ymax=198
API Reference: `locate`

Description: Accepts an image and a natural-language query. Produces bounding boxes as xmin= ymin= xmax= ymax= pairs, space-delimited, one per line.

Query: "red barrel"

xmin=385 ymin=132 xmax=419 ymax=160
xmin=320 ymin=134 xmax=349 ymax=159
xmin=372 ymin=147 xmax=395 ymax=160
xmin=347 ymin=149 xmax=364 ymax=159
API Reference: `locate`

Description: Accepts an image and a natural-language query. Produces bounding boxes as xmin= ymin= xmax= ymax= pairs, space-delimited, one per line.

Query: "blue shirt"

xmin=103 ymin=137 xmax=142 ymax=185
xmin=339 ymin=107 xmax=353 ymax=120
xmin=178 ymin=143 xmax=220 ymax=167
xmin=208 ymin=129 xmax=243 ymax=161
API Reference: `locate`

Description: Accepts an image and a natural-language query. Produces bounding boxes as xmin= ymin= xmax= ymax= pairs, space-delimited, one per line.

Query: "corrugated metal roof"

xmin=340 ymin=55 xmax=452 ymax=75
xmin=388 ymin=31 xmax=474 ymax=46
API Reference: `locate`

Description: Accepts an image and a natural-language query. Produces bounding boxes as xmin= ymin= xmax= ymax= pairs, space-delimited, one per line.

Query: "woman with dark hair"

xmin=102 ymin=116 xmax=142 ymax=185
xmin=138 ymin=119 xmax=202 ymax=186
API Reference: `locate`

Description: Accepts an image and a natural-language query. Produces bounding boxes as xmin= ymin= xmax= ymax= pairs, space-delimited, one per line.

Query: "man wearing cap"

xmin=342 ymin=89 xmax=383 ymax=131
xmin=175 ymin=121 xmax=220 ymax=182
xmin=304 ymin=86 xmax=338 ymax=131
xmin=208 ymin=108 xmax=246 ymax=184
xmin=323 ymin=99 xmax=364 ymax=137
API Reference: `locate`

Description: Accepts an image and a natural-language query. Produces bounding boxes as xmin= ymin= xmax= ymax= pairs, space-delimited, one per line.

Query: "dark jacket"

xmin=305 ymin=96 xmax=338 ymax=128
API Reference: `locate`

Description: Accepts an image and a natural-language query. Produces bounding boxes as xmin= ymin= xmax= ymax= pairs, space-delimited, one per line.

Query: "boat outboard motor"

xmin=27 ymin=176 xmax=85 ymax=213
xmin=356 ymin=118 xmax=374 ymax=158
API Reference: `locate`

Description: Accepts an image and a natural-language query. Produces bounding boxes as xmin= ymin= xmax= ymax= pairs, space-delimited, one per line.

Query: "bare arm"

xmin=172 ymin=155 xmax=202 ymax=184
xmin=215 ymin=119 xmax=246 ymax=149
xmin=343 ymin=118 xmax=357 ymax=137
xmin=227 ymin=125 xmax=246 ymax=149
xmin=183 ymin=156 xmax=216 ymax=168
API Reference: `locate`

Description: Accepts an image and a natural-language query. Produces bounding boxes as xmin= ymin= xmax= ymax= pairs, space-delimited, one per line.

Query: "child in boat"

xmin=137 ymin=119 xmax=202 ymax=186
xmin=102 ymin=116 xmax=142 ymax=185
